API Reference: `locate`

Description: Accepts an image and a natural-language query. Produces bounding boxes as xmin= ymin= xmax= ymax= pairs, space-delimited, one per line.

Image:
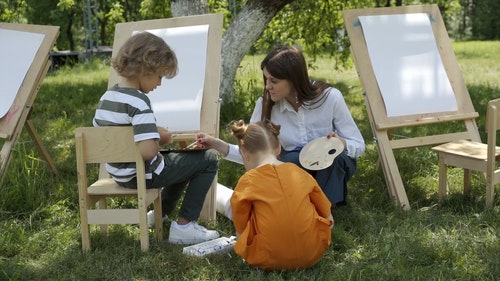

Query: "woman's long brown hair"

xmin=260 ymin=45 xmax=331 ymax=121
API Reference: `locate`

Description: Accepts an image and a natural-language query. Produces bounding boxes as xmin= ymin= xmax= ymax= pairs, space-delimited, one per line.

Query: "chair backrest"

xmin=75 ymin=126 xmax=140 ymax=164
xmin=486 ymin=99 xmax=500 ymax=171
xmin=486 ymin=99 xmax=500 ymax=133
xmin=75 ymin=126 xmax=146 ymax=187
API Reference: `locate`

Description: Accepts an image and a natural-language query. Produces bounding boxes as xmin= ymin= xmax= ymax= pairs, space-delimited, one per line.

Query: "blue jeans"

xmin=279 ymin=148 xmax=356 ymax=205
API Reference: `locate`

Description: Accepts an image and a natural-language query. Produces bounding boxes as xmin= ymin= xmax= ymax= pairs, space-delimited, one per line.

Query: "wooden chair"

xmin=75 ymin=126 xmax=163 ymax=251
xmin=432 ymin=98 xmax=500 ymax=208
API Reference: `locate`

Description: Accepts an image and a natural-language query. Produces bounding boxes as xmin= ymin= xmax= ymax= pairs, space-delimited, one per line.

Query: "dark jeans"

xmin=120 ymin=149 xmax=219 ymax=221
xmin=279 ymin=148 xmax=357 ymax=204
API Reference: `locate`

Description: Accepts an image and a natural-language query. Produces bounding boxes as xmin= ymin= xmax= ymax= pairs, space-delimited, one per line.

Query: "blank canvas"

xmin=134 ymin=25 xmax=209 ymax=132
xmin=359 ymin=13 xmax=458 ymax=117
xmin=0 ymin=29 xmax=44 ymax=118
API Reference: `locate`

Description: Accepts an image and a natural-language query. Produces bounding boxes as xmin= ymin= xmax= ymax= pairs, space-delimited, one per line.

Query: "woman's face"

xmin=263 ymin=68 xmax=294 ymax=102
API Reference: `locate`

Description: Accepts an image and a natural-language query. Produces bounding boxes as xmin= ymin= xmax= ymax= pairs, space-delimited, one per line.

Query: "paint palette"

xmin=299 ymin=137 xmax=344 ymax=171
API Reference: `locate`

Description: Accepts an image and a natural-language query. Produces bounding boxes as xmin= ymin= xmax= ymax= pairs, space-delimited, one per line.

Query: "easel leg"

xmin=0 ymin=140 xmax=15 ymax=184
xmin=375 ymin=130 xmax=411 ymax=210
xmin=199 ymin=176 xmax=217 ymax=222
xmin=25 ymin=119 xmax=58 ymax=174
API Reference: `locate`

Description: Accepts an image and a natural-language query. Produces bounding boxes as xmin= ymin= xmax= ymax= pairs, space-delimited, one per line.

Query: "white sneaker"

xmin=147 ymin=210 xmax=168 ymax=228
xmin=168 ymin=221 xmax=220 ymax=245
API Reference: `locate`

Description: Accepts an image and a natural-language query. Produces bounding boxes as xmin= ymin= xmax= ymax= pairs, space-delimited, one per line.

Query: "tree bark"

xmin=171 ymin=0 xmax=209 ymax=16
xmin=220 ymin=0 xmax=293 ymax=103
xmin=171 ymin=0 xmax=293 ymax=104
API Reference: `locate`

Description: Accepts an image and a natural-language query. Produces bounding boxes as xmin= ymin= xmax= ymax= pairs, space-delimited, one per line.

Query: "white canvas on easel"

xmin=0 ymin=23 xmax=59 ymax=182
xmin=138 ymin=24 xmax=209 ymax=132
xmin=0 ymin=29 xmax=44 ymax=118
xmin=358 ymin=13 xmax=457 ymax=117
xmin=343 ymin=5 xmax=480 ymax=209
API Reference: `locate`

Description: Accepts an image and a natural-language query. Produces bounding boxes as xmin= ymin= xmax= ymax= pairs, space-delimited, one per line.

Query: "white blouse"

xmin=226 ymin=87 xmax=365 ymax=164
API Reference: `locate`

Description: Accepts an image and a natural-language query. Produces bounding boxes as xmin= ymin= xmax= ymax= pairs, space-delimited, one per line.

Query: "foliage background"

xmin=1 ymin=0 xmax=500 ymax=53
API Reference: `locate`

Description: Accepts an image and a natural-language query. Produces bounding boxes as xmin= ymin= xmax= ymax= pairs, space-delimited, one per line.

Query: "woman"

xmin=198 ymin=45 xmax=365 ymax=206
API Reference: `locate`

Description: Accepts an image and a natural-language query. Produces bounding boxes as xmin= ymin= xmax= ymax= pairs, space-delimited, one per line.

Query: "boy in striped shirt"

xmin=93 ymin=31 xmax=219 ymax=245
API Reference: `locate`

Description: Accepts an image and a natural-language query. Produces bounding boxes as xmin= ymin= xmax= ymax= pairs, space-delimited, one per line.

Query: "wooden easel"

xmin=0 ymin=23 xmax=60 ymax=183
xmin=108 ymin=14 xmax=223 ymax=221
xmin=343 ymin=5 xmax=481 ymax=209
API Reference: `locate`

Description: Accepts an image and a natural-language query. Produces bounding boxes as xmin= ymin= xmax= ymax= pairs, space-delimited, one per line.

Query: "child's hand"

xmin=328 ymin=214 xmax=334 ymax=229
xmin=158 ymin=127 xmax=173 ymax=145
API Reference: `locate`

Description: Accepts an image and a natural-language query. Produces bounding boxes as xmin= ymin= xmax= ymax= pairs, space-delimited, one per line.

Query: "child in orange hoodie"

xmin=226 ymin=119 xmax=333 ymax=270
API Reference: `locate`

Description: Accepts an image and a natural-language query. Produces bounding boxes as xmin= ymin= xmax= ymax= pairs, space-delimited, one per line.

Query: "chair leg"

xmin=438 ymin=155 xmax=448 ymax=200
xmin=485 ymin=179 xmax=494 ymax=208
xmin=154 ymin=194 xmax=164 ymax=241
xmin=139 ymin=210 xmax=150 ymax=252
xmin=80 ymin=210 xmax=91 ymax=251
xmin=463 ymin=169 xmax=471 ymax=196
xmin=79 ymin=197 xmax=91 ymax=251
xmin=97 ymin=198 xmax=109 ymax=235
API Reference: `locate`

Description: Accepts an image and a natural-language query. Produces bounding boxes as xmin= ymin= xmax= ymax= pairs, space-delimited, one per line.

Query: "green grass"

xmin=1 ymin=42 xmax=499 ymax=281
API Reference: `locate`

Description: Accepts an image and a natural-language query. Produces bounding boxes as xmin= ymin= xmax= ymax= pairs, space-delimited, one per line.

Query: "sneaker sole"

xmin=168 ymin=237 xmax=219 ymax=245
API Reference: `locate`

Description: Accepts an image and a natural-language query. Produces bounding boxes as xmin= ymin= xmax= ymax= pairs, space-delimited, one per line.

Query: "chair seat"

xmin=88 ymin=178 xmax=161 ymax=207
xmin=89 ymin=178 xmax=157 ymax=195
xmin=432 ymin=139 xmax=500 ymax=160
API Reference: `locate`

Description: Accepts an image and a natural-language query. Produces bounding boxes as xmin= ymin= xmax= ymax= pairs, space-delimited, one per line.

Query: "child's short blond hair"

xmin=112 ymin=31 xmax=178 ymax=79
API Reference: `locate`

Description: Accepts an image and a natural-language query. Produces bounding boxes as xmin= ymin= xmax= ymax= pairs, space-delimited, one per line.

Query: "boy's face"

xmin=139 ymin=73 xmax=164 ymax=94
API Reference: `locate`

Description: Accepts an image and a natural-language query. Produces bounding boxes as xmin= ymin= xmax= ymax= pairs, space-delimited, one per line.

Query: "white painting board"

xmin=343 ymin=5 xmax=480 ymax=210
xmin=0 ymin=29 xmax=45 ymax=118
xmin=358 ymin=13 xmax=457 ymax=117
xmin=138 ymin=25 xmax=209 ymax=132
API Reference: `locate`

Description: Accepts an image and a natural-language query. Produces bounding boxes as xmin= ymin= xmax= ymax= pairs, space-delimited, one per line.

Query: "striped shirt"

xmin=93 ymin=84 xmax=165 ymax=183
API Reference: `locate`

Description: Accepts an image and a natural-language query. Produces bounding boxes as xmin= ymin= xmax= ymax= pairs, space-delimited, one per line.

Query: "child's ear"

xmin=274 ymin=146 xmax=281 ymax=156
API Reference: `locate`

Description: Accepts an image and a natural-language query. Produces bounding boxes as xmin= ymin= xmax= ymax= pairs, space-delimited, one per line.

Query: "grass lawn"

xmin=0 ymin=41 xmax=499 ymax=281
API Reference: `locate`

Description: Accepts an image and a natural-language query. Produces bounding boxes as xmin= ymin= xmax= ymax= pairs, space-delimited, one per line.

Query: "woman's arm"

xmin=196 ymin=133 xmax=244 ymax=164
xmin=329 ymin=89 xmax=366 ymax=158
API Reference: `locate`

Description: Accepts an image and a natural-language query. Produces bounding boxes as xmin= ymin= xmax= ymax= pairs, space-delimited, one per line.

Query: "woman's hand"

xmin=327 ymin=131 xmax=347 ymax=151
xmin=196 ymin=132 xmax=229 ymax=156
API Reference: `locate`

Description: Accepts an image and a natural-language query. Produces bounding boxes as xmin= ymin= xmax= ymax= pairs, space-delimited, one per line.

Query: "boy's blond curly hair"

xmin=112 ymin=31 xmax=178 ymax=79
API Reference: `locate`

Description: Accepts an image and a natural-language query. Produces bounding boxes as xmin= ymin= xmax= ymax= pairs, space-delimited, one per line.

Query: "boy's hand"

xmin=158 ymin=127 xmax=173 ymax=145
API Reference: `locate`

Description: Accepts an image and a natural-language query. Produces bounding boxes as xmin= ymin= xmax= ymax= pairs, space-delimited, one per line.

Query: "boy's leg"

xmin=178 ymin=150 xmax=218 ymax=221
xmin=160 ymin=181 xmax=188 ymax=217
xmin=153 ymin=150 xmax=219 ymax=220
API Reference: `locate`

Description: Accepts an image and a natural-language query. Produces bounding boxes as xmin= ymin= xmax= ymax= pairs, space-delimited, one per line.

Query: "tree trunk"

xmin=171 ymin=0 xmax=209 ymax=16
xmin=171 ymin=0 xmax=293 ymax=104
xmin=220 ymin=0 xmax=293 ymax=103
xmin=66 ymin=11 xmax=75 ymax=50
